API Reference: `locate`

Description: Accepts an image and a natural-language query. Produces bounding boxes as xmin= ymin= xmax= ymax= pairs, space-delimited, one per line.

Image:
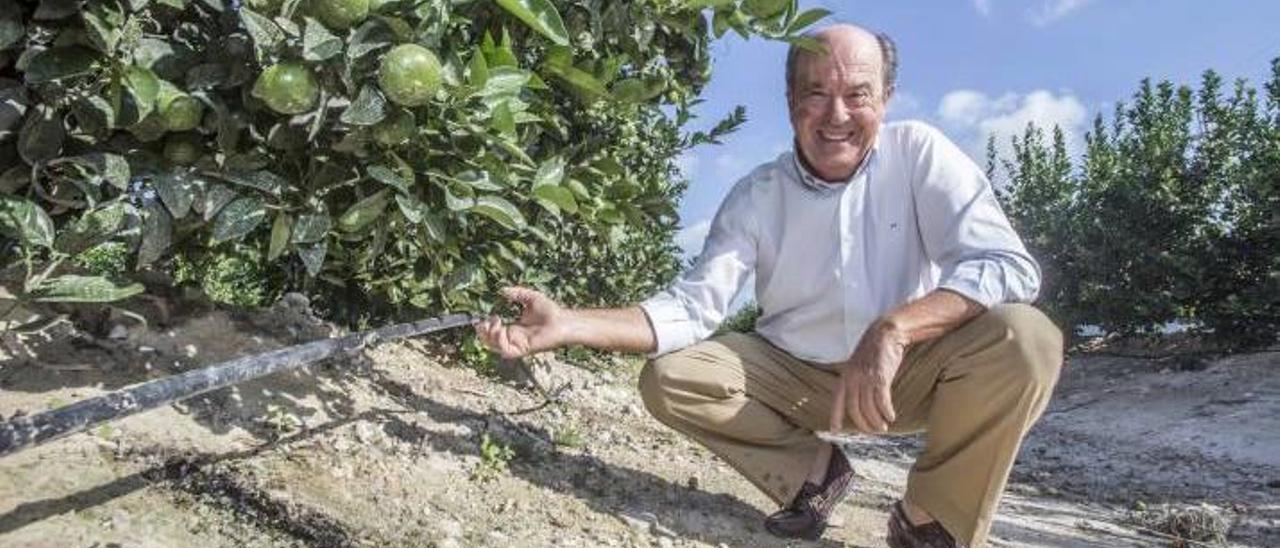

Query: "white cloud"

xmin=887 ymin=90 xmax=926 ymax=121
xmin=936 ymin=88 xmax=1089 ymax=167
xmin=971 ymin=0 xmax=1095 ymax=25
xmin=675 ymin=219 xmax=712 ymax=259
xmin=1028 ymin=0 xmax=1094 ymax=26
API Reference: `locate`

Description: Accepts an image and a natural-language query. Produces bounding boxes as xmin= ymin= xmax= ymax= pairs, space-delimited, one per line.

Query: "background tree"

xmin=994 ymin=60 xmax=1280 ymax=350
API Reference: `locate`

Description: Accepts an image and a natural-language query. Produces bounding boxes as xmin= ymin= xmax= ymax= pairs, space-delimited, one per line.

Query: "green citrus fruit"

xmin=252 ymin=63 xmax=319 ymax=115
xmin=311 ymin=0 xmax=369 ymax=30
xmin=377 ymin=44 xmax=441 ymax=107
xmin=371 ymin=109 xmax=415 ymax=146
xmin=158 ymin=81 xmax=203 ymax=132
xmin=163 ymin=133 xmax=203 ymax=166
xmin=743 ymin=0 xmax=788 ymax=19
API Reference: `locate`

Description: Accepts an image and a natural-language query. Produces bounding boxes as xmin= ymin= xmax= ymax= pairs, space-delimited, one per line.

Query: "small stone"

xmin=183 ymin=344 xmax=198 ymax=358
xmin=615 ymin=512 xmax=649 ymax=534
xmin=686 ymin=476 xmax=699 ymax=490
xmin=108 ymin=325 xmax=129 ymax=340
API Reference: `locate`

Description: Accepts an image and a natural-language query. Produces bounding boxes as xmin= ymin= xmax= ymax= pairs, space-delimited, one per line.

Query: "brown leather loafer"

xmin=763 ymin=448 xmax=854 ymax=540
xmin=887 ymin=501 xmax=963 ymax=548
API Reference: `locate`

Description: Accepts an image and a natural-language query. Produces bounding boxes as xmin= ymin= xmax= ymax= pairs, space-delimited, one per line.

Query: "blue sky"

xmin=672 ymin=0 xmax=1280 ymax=261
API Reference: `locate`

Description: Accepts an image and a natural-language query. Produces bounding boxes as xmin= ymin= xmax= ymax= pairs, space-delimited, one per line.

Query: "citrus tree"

xmin=0 ymin=0 xmax=828 ymax=326
xmin=994 ymin=63 xmax=1280 ymax=350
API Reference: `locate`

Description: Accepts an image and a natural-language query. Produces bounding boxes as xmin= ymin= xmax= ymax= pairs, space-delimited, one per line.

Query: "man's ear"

xmin=883 ymin=85 xmax=896 ymax=104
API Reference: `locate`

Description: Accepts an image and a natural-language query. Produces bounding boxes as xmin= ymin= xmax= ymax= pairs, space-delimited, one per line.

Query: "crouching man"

xmin=476 ymin=23 xmax=1063 ymax=547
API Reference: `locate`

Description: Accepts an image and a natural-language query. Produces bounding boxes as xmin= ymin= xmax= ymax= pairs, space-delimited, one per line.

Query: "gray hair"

xmin=785 ymin=28 xmax=899 ymax=96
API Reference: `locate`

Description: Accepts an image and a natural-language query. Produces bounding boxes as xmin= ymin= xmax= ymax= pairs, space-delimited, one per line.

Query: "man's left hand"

xmin=830 ymin=320 xmax=911 ymax=433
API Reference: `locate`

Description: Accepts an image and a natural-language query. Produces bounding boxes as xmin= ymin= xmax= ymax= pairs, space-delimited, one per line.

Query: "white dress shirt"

xmin=640 ymin=121 xmax=1040 ymax=366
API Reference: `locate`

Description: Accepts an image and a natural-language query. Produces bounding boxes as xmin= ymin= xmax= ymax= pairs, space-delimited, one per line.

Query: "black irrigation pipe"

xmin=0 ymin=312 xmax=478 ymax=459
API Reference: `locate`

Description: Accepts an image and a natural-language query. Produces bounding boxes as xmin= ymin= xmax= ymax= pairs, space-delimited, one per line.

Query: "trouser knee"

xmin=638 ymin=357 xmax=679 ymax=423
xmin=984 ymin=304 xmax=1064 ymax=390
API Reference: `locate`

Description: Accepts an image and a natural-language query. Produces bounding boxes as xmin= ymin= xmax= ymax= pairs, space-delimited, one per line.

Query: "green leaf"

xmin=55 ymin=202 xmax=128 ymax=254
xmin=30 ymin=275 xmax=144 ymax=303
xmin=239 ymin=8 xmax=284 ymax=53
xmin=268 ymin=212 xmax=291 ymax=261
xmin=18 ymin=105 xmax=64 ymax=165
xmin=783 ymin=34 xmax=825 ymax=54
xmin=368 ymin=163 xmax=410 ymax=193
xmin=683 ymin=0 xmax=735 ymax=8
xmin=22 ymin=47 xmax=97 ymax=84
xmin=491 ymin=100 xmax=515 ymax=137
xmin=468 ymin=195 xmax=525 ymax=230
xmin=292 ymin=213 xmax=331 ymax=243
xmin=71 ymin=95 xmax=115 ymax=139
xmin=124 ymin=65 xmax=160 ymax=120
xmin=200 ymin=182 xmax=237 ymax=221
xmin=211 ymin=195 xmax=267 ymax=243
xmin=152 ymin=171 xmax=196 ymax=218
xmin=216 ymin=170 xmax=286 ymax=195
xmin=0 ymin=195 xmax=55 ymax=249
xmin=82 ymin=8 xmax=121 ymax=54
xmin=534 ymin=184 xmax=577 ymax=214
xmin=456 ymin=170 xmax=503 ymax=191
xmin=338 ymin=188 xmax=392 ymax=232
xmin=340 ymin=85 xmax=387 ymax=126
xmin=610 ymin=78 xmax=648 ymax=103
xmin=478 ymin=67 xmax=530 ymax=99
xmin=394 ymin=193 xmax=427 ymax=224
xmin=133 ymin=38 xmax=189 ymax=81
xmin=532 ymin=156 xmax=565 ymax=189
xmin=542 ymin=51 xmax=608 ymax=99
xmin=481 ymin=30 xmax=519 ymax=68
xmin=787 ymin=7 xmax=831 ymax=33
xmin=347 ymin=19 xmax=394 ymax=60
xmin=298 ymin=240 xmax=327 ymax=276
xmin=302 ymin=17 xmax=343 ymax=61
xmin=468 ymin=49 xmax=489 ymax=88
xmin=137 ymin=200 xmax=171 ymax=266
xmin=494 ymin=0 xmax=570 ymax=46
xmin=61 ymin=153 xmax=130 ymax=190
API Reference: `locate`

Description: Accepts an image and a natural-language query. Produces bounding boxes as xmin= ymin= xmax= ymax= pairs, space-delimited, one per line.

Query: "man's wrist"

xmin=554 ymin=309 xmax=581 ymax=348
xmin=871 ymin=316 xmax=911 ymax=348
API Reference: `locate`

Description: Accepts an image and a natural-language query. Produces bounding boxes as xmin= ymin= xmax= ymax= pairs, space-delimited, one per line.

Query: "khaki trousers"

xmin=638 ymin=304 xmax=1063 ymax=546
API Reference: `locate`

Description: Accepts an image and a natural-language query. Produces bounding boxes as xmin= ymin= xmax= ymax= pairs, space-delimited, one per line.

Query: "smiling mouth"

xmin=817 ymin=130 xmax=853 ymax=143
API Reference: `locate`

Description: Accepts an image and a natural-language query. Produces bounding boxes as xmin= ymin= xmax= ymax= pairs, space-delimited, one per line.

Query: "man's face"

xmin=788 ymin=33 xmax=890 ymax=182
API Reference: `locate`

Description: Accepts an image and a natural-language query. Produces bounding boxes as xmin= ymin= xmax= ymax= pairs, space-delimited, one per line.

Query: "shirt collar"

xmin=790 ymin=136 xmax=881 ymax=193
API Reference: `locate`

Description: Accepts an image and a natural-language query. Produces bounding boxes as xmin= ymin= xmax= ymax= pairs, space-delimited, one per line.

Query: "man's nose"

xmin=826 ymin=96 xmax=851 ymax=124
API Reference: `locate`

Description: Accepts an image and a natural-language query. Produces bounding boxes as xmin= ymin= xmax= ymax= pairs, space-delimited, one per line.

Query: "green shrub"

xmin=0 ymin=0 xmax=828 ymax=326
xmin=994 ymin=63 xmax=1280 ymax=350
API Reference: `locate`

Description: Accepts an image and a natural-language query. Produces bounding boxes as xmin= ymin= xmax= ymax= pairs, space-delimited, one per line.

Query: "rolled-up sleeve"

xmin=640 ymin=180 xmax=757 ymax=356
xmin=910 ymin=124 xmax=1040 ymax=307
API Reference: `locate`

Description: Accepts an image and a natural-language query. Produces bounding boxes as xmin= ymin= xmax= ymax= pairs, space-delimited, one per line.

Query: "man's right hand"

xmin=474 ymin=286 xmax=567 ymax=359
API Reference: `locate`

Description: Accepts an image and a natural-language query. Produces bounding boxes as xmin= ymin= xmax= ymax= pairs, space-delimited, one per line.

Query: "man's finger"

xmin=496 ymin=326 xmax=516 ymax=358
xmin=829 ymin=380 xmax=847 ymax=433
xmin=859 ymin=384 xmax=885 ymax=432
xmin=875 ymin=384 xmax=896 ymax=429
xmin=847 ymin=381 xmax=871 ymax=433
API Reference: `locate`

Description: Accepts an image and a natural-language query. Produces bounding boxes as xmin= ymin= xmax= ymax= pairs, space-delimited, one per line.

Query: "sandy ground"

xmin=0 ymin=297 xmax=1276 ymax=547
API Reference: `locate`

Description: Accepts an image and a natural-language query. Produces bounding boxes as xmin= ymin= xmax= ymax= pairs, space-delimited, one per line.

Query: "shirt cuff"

xmin=639 ymin=292 xmax=700 ymax=358
xmin=937 ymin=260 xmax=1003 ymax=308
